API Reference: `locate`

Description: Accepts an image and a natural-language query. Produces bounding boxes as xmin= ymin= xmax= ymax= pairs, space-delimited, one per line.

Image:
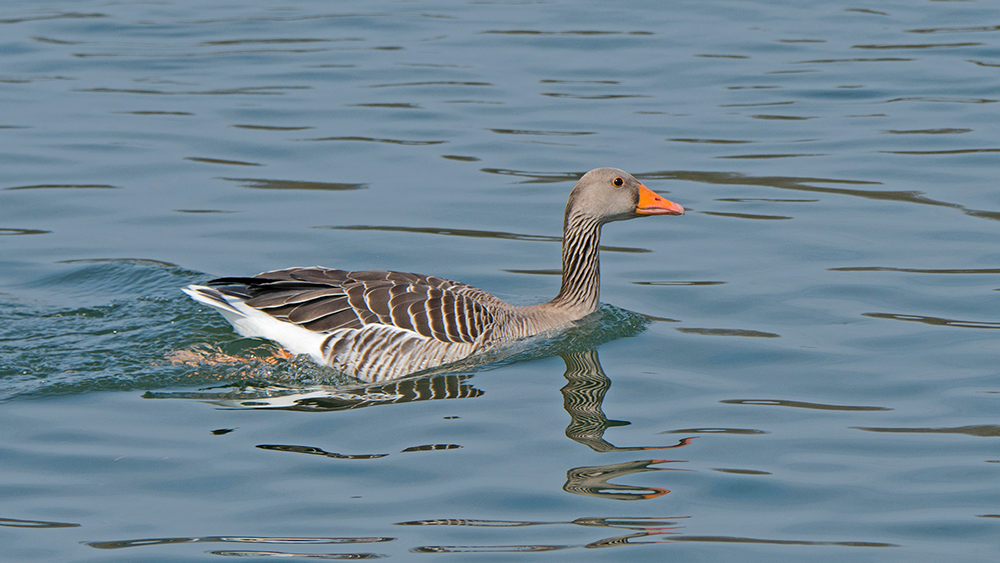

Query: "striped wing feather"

xmin=207 ymin=267 xmax=497 ymax=344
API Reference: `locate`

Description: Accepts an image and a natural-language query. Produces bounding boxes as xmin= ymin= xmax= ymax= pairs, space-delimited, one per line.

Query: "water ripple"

xmin=854 ymin=425 xmax=1000 ymax=437
xmin=6 ymin=184 xmax=120 ymax=190
xmin=721 ymin=399 xmax=892 ymax=411
xmin=0 ymin=517 xmax=79 ymax=528
xmin=863 ymin=313 xmax=1000 ymax=329
xmin=223 ymin=178 xmax=367 ymax=191
xmin=677 ymin=328 xmax=780 ymax=337
xmin=322 ymin=225 xmax=651 ymax=253
xmin=0 ymin=228 xmax=50 ymax=236
xmin=185 ymin=157 xmax=262 ymax=167
xmin=301 ymin=136 xmax=447 ymax=145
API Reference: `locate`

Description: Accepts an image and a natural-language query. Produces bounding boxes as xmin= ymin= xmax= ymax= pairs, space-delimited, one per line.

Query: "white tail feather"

xmin=183 ymin=285 xmax=328 ymax=362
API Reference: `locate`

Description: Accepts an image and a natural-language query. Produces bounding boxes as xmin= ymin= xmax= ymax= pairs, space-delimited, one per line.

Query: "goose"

xmin=183 ymin=168 xmax=684 ymax=382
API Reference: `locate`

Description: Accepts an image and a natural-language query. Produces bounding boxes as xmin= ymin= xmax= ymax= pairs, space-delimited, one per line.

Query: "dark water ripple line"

xmin=395 ymin=516 xmax=686 ymax=529
xmin=668 ymin=138 xmax=755 ymax=144
xmin=299 ymin=136 xmax=447 ymax=145
xmin=662 ymin=428 xmax=767 ymax=435
xmin=694 ymin=53 xmax=750 ymax=59
xmin=881 ymin=128 xmax=972 ymax=135
xmin=414 ymin=544 xmax=571 ymax=553
xmin=540 ymin=79 xmax=621 ymax=84
xmin=74 ymin=86 xmax=310 ymax=95
xmin=401 ymin=444 xmax=462 ymax=452
xmin=222 ymin=178 xmax=367 ymax=191
xmin=722 ymin=399 xmax=892 ymax=411
xmin=366 ymin=80 xmax=492 ymax=88
xmin=711 ymin=468 xmax=772 ymax=475
xmin=57 ymin=257 xmax=183 ymax=268
xmin=181 ymin=12 xmax=425 ymax=25
xmin=852 ymin=42 xmax=984 ymax=49
xmin=748 ymin=114 xmax=816 ymax=120
xmin=414 ymin=532 xmax=896 ymax=552
xmin=541 ymin=93 xmax=651 ymax=99
xmin=831 ymin=267 xmax=1000 ymax=274
xmin=171 ymin=209 xmax=239 ymax=213
xmin=853 ymin=425 xmax=1000 ymax=437
xmin=208 ymin=550 xmax=384 ymax=558
xmin=677 ymin=328 xmax=780 ymax=338
xmin=479 ymin=168 xmax=585 ymax=184
xmin=6 ymin=184 xmax=120 ymax=190
xmin=199 ymin=38 xmax=350 ymax=46
xmin=72 ymin=46 xmax=335 ymax=58
xmin=504 ymin=269 xmax=561 ymax=275
xmin=643 ymin=170 xmax=1000 ymax=223
xmin=715 ymin=198 xmax=818 ymax=202
xmin=879 ymin=148 xmax=1000 ymax=155
xmin=488 ymin=128 xmax=594 ymax=136
xmin=256 ymin=444 xmax=388 ymax=459
xmin=0 ymin=12 xmax=107 ymax=24
xmin=322 ymin=225 xmax=652 ymax=253
xmin=633 ymin=281 xmax=726 ymax=286
xmin=348 ymin=103 xmax=422 ymax=109
xmin=791 ymin=58 xmax=914 ymax=64
xmin=666 ymin=536 xmax=897 ymax=548
xmin=185 ymin=157 xmax=262 ymax=167
xmin=844 ymin=8 xmax=888 ymax=15
xmin=0 ymin=228 xmax=50 ymax=235
xmin=231 ymin=124 xmax=314 ymax=130
xmin=1 ymin=76 xmax=73 ymax=84
xmin=86 ymin=535 xmax=394 ymax=550
xmin=863 ymin=313 xmax=1000 ymax=329
xmin=907 ymin=24 xmax=1000 ymax=34
xmin=479 ymin=30 xmax=653 ymax=36
xmin=882 ymin=97 xmax=997 ymax=104
xmin=115 ymin=111 xmax=195 ymax=116
xmin=716 ymin=154 xmax=825 ymax=160
xmin=719 ymin=101 xmax=794 ymax=108
xmin=700 ymin=212 xmax=793 ymax=220
xmin=0 ymin=517 xmax=80 ymax=528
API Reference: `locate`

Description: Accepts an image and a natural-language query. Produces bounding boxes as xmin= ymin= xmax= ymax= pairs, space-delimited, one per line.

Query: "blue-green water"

xmin=2 ymin=0 xmax=999 ymax=561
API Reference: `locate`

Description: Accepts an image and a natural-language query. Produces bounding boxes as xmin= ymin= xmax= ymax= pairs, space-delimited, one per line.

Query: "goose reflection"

xmin=154 ymin=347 xmax=694 ymax=501
xmin=155 ymin=349 xmax=691 ymax=452
xmin=559 ymin=349 xmax=695 ymax=500
xmin=560 ymin=349 xmax=694 ymax=453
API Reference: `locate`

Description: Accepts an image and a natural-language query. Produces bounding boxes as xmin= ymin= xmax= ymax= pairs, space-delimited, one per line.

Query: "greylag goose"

xmin=183 ymin=168 xmax=684 ymax=382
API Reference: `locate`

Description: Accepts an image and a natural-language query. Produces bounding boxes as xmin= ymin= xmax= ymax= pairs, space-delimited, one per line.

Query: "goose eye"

xmin=613 ymin=177 xmax=624 ymax=187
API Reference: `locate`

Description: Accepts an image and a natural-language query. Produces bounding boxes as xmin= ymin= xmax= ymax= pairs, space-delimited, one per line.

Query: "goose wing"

xmin=206 ymin=267 xmax=499 ymax=345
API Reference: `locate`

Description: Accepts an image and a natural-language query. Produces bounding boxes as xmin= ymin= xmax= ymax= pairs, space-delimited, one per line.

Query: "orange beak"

xmin=636 ymin=184 xmax=685 ymax=216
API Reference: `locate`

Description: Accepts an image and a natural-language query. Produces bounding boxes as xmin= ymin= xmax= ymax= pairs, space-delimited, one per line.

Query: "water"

xmin=2 ymin=0 xmax=999 ymax=560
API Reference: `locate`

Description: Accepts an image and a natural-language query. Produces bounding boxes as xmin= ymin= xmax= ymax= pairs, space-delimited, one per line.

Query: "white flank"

xmin=182 ymin=285 xmax=329 ymax=363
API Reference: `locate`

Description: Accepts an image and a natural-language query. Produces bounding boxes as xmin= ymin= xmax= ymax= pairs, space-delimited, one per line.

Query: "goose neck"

xmin=550 ymin=213 xmax=602 ymax=315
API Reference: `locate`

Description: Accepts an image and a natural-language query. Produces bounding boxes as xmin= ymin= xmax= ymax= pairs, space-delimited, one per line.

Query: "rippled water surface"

xmin=2 ymin=0 xmax=999 ymax=560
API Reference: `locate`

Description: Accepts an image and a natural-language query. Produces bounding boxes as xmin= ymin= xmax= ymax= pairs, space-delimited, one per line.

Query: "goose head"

xmin=565 ymin=168 xmax=684 ymax=225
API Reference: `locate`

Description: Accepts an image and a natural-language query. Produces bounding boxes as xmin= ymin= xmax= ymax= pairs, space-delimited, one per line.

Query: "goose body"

xmin=183 ymin=168 xmax=683 ymax=382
